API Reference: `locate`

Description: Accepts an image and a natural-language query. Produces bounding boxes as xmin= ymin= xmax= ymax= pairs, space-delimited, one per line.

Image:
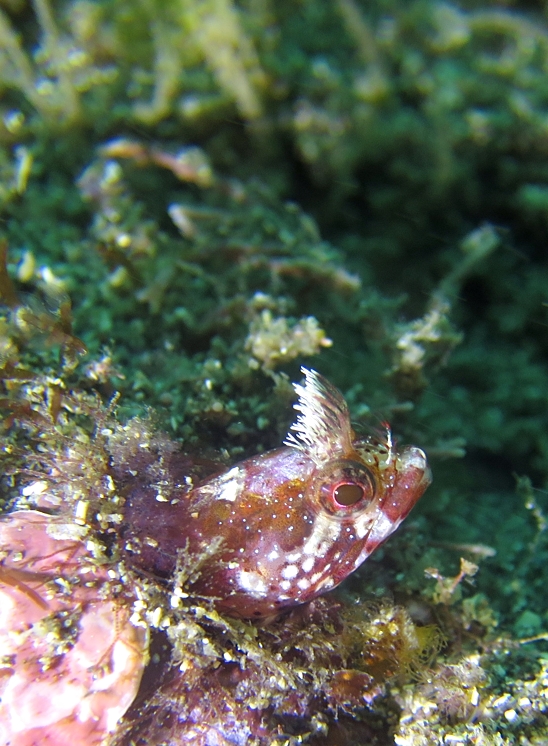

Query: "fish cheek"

xmin=261 ymin=482 xmax=313 ymax=554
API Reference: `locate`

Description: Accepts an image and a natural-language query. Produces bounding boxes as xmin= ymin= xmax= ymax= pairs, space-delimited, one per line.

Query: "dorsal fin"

xmin=283 ymin=367 xmax=354 ymax=464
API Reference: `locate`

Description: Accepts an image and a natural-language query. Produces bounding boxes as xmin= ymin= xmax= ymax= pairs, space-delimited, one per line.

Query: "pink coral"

xmin=0 ymin=510 xmax=147 ymax=746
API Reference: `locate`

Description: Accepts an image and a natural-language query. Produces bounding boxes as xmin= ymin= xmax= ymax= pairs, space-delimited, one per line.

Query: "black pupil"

xmin=333 ymin=483 xmax=364 ymax=507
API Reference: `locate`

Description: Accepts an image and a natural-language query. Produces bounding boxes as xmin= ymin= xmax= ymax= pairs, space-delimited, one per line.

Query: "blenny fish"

xmin=118 ymin=368 xmax=431 ymax=618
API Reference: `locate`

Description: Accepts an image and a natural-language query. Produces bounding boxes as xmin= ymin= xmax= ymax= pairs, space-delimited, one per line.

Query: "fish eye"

xmin=314 ymin=460 xmax=376 ymax=515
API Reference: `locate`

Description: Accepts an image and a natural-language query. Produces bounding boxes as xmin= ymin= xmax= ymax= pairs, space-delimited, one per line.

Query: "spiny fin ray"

xmin=283 ymin=367 xmax=354 ymax=463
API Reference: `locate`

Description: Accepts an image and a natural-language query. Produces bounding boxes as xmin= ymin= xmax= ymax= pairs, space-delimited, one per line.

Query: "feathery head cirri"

xmin=120 ymin=368 xmax=432 ymax=619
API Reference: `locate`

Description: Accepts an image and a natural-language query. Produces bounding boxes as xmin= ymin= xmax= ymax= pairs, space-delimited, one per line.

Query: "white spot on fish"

xmin=301 ymin=556 xmax=315 ymax=573
xmin=355 ymin=512 xmax=375 ymax=540
xmin=367 ymin=511 xmax=396 ymax=545
xmin=281 ymin=564 xmax=299 ymax=580
xmin=237 ymin=570 xmax=267 ymax=598
xmin=302 ymin=513 xmax=341 ymax=557
xmin=197 ymin=466 xmax=244 ymax=503
xmin=316 ymin=576 xmax=335 ymax=590
xmin=220 ymin=479 xmax=240 ymax=503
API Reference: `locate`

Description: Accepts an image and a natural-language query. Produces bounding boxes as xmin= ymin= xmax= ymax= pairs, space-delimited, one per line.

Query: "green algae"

xmin=0 ymin=0 xmax=548 ymax=743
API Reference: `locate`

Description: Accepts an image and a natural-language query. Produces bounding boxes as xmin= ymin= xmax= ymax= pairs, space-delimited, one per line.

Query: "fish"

xmin=118 ymin=367 xmax=432 ymax=619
